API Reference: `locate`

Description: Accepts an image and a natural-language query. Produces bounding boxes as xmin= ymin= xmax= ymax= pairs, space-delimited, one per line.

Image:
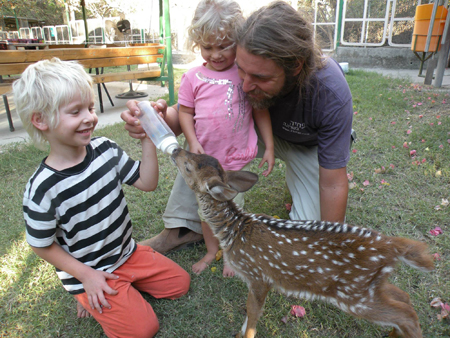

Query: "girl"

xmin=179 ymin=0 xmax=275 ymax=277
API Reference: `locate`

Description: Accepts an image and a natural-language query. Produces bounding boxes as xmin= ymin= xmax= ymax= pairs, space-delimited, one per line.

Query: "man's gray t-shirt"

xmin=269 ymin=58 xmax=353 ymax=170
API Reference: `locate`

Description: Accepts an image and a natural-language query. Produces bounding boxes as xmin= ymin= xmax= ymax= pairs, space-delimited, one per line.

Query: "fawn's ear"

xmin=226 ymin=171 xmax=258 ymax=192
xmin=206 ymin=178 xmax=239 ymax=201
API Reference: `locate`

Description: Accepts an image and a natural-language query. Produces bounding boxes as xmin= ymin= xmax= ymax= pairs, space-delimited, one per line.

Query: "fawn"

xmin=171 ymin=148 xmax=434 ymax=338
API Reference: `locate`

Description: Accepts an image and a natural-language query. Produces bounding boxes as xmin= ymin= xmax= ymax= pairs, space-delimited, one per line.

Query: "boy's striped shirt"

xmin=23 ymin=137 xmax=140 ymax=294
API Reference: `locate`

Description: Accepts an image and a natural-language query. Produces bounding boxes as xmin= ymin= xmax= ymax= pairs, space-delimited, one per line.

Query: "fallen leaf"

xmin=349 ymin=182 xmax=357 ymax=190
xmin=290 ymin=305 xmax=306 ymax=318
xmin=281 ymin=316 xmax=288 ymax=324
xmin=431 ymin=298 xmax=443 ymax=308
xmin=215 ymin=250 xmax=223 ymax=261
xmin=273 ymin=215 xmax=280 ymax=219
xmin=441 ymin=199 xmax=449 ymax=207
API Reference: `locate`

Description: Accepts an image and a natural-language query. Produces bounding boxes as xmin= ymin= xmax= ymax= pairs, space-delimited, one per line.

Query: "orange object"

xmin=411 ymin=4 xmax=448 ymax=52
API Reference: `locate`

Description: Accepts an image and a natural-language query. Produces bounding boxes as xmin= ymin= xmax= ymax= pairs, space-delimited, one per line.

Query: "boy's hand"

xmin=81 ymin=269 xmax=119 ymax=314
xmin=121 ymin=99 xmax=168 ymax=139
xmin=258 ymin=149 xmax=275 ymax=177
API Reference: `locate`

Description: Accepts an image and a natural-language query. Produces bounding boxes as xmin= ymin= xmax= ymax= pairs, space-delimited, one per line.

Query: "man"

xmin=121 ymin=1 xmax=353 ymax=254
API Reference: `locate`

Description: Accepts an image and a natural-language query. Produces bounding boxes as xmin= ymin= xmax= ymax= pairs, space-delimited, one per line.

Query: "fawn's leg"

xmin=236 ymin=282 xmax=271 ymax=338
xmin=382 ymin=284 xmax=419 ymax=338
xmin=357 ymin=284 xmax=422 ymax=338
xmin=382 ymin=283 xmax=412 ymax=305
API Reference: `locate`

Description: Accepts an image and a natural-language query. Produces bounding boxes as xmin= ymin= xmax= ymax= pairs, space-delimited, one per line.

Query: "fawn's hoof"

xmin=139 ymin=228 xmax=203 ymax=254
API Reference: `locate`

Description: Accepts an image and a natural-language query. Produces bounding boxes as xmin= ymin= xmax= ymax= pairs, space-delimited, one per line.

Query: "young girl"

xmin=179 ymin=0 xmax=275 ymax=277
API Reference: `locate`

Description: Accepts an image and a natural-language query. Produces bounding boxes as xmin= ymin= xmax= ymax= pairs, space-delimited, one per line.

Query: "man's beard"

xmin=246 ymin=74 xmax=298 ymax=110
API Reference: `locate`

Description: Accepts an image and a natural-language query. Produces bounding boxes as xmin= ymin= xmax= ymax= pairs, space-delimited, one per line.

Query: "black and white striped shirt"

xmin=23 ymin=137 xmax=140 ymax=294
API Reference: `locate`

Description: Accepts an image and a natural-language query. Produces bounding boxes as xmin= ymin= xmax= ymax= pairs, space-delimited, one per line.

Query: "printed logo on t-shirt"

xmin=282 ymin=121 xmax=310 ymax=136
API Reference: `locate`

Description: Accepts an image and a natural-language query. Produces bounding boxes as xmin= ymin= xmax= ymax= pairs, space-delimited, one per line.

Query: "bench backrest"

xmin=0 ymin=45 xmax=165 ymax=76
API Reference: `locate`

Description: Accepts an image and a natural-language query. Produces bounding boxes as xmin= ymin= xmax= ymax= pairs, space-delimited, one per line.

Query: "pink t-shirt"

xmin=178 ymin=63 xmax=257 ymax=171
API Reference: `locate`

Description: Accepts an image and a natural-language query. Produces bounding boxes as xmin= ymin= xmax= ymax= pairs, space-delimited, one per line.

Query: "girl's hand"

xmin=189 ymin=141 xmax=205 ymax=155
xmin=258 ymin=149 xmax=275 ymax=177
xmin=80 ymin=269 xmax=119 ymax=314
xmin=151 ymin=99 xmax=168 ymax=120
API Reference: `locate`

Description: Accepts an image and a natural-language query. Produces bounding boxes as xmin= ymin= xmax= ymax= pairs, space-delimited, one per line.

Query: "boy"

xmin=13 ymin=57 xmax=190 ymax=338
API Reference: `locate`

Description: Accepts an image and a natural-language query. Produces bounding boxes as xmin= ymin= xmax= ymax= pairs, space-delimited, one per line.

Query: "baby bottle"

xmin=136 ymin=101 xmax=180 ymax=154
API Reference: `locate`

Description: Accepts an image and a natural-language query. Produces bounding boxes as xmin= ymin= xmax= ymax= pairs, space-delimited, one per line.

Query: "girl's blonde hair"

xmin=12 ymin=57 xmax=94 ymax=150
xmin=187 ymin=0 xmax=244 ymax=52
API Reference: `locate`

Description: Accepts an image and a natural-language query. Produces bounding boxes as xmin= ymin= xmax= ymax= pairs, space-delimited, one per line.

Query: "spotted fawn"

xmin=171 ymin=148 xmax=434 ymax=338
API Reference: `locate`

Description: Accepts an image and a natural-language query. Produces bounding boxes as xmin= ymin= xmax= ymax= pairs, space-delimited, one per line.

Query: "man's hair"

xmin=186 ymin=0 xmax=244 ymax=52
xmin=236 ymin=1 xmax=325 ymax=88
xmin=12 ymin=57 xmax=94 ymax=149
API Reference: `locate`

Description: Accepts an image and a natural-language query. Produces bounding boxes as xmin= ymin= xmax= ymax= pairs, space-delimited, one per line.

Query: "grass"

xmin=0 ymin=69 xmax=449 ymax=337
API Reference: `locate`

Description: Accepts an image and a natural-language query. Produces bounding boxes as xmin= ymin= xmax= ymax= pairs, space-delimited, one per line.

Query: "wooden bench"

xmin=0 ymin=44 xmax=174 ymax=132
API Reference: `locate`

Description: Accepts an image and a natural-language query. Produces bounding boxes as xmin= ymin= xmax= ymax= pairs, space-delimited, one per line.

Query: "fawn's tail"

xmin=394 ymin=237 xmax=434 ymax=272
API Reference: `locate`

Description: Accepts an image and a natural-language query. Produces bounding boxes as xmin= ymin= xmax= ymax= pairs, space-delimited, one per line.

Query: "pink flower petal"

xmin=429 ymin=227 xmax=443 ymax=236
xmin=363 ymin=180 xmax=370 ymax=186
xmin=290 ymin=305 xmax=306 ymax=318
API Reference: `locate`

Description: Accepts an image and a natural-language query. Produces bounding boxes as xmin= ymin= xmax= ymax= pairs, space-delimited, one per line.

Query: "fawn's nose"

xmin=171 ymin=147 xmax=181 ymax=159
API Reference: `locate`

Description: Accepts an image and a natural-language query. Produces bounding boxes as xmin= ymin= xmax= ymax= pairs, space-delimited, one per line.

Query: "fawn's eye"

xmin=185 ymin=163 xmax=191 ymax=173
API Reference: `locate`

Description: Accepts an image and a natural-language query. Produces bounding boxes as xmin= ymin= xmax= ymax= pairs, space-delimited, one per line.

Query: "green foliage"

xmin=0 ymin=0 xmax=66 ymax=26
xmin=0 ymin=69 xmax=449 ymax=337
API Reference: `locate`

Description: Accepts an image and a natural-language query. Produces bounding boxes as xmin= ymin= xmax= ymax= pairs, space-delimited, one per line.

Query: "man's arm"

xmin=319 ymin=166 xmax=348 ymax=223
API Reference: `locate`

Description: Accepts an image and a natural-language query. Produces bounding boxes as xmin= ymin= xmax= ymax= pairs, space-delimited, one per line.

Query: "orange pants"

xmin=74 ymin=245 xmax=190 ymax=338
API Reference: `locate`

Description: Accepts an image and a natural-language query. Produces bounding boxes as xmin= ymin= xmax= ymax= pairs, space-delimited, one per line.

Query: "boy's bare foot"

xmin=192 ymin=252 xmax=215 ymax=274
xmin=77 ymin=301 xmax=92 ymax=318
xmin=223 ymin=263 xmax=235 ymax=278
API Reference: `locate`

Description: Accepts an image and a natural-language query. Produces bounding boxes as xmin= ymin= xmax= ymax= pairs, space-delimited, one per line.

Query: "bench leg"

xmin=95 ymin=68 xmax=104 ymax=113
xmin=2 ymin=94 xmax=15 ymax=132
xmin=100 ymin=68 xmax=114 ymax=107
xmin=101 ymin=83 xmax=114 ymax=107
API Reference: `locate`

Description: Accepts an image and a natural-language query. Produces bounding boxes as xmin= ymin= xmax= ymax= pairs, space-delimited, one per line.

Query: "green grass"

xmin=0 ymin=69 xmax=449 ymax=337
